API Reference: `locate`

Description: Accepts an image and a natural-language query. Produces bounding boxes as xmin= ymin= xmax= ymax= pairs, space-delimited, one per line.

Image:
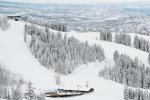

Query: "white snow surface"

xmin=0 ymin=20 xmax=149 ymax=100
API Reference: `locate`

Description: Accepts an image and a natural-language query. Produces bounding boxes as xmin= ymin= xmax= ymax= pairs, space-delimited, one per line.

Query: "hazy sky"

xmin=2 ymin=0 xmax=147 ymax=4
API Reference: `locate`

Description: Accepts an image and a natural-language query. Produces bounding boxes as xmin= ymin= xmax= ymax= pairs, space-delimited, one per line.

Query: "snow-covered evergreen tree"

xmin=134 ymin=35 xmax=140 ymax=49
xmin=113 ymin=50 xmax=119 ymax=61
xmin=37 ymin=93 xmax=45 ymax=100
xmin=24 ymin=23 xmax=28 ymax=43
xmin=99 ymin=52 xmax=150 ymax=89
xmin=0 ymin=64 xmax=23 ymax=100
xmin=100 ymin=28 xmax=112 ymax=42
xmin=124 ymin=86 xmax=129 ymax=100
xmin=24 ymin=82 xmax=36 ymax=100
xmin=0 ymin=87 xmax=9 ymax=99
xmin=114 ymin=33 xmax=131 ymax=46
xmin=11 ymin=84 xmax=22 ymax=100
xmin=148 ymin=53 xmax=150 ymax=64
xmin=0 ymin=16 xmax=10 ymax=30
xmin=123 ymin=86 xmax=150 ymax=100
xmin=134 ymin=35 xmax=150 ymax=52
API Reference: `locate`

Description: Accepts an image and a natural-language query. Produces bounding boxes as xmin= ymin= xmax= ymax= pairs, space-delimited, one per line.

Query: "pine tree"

xmin=124 ymin=86 xmax=129 ymax=100
xmin=24 ymin=23 xmax=27 ymax=43
xmin=148 ymin=53 xmax=150 ymax=64
xmin=114 ymin=33 xmax=119 ymax=43
xmin=3 ymin=87 xmax=8 ymax=99
xmin=133 ymin=35 xmax=150 ymax=53
xmin=24 ymin=82 xmax=36 ymax=100
xmin=12 ymin=84 xmax=22 ymax=100
xmin=143 ymin=90 xmax=149 ymax=100
xmin=0 ymin=16 xmax=9 ymax=31
xmin=114 ymin=33 xmax=131 ymax=46
xmin=113 ymin=50 xmax=119 ymax=61
xmin=100 ymin=28 xmax=112 ymax=42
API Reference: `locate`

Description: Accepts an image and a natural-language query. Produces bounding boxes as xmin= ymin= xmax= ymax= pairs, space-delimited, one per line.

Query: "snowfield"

xmin=0 ymin=20 xmax=149 ymax=100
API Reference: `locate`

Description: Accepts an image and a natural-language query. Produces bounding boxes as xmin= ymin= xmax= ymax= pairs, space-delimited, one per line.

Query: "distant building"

xmin=7 ymin=15 xmax=22 ymax=21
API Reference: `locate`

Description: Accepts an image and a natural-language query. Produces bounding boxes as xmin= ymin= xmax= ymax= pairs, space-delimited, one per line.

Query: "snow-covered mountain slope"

xmin=0 ymin=20 xmax=57 ymax=89
xmin=0 ymin=20 xmax=149 ymax=100
xmin=64 ymin=32 xmax=149 ymax=66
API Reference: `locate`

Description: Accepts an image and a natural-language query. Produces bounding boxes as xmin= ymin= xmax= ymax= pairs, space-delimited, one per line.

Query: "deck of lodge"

xmin=45 ymin=88 xmax=94 ymax=98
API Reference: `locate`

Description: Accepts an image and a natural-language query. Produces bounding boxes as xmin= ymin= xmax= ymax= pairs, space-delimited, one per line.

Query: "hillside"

xmin=0 ymin=20 xmax=149 ymax=100
xmin=0 ymin=20 xmax=56 ymax=89
xmin=65 ymin=32 xmax=149 ymax=66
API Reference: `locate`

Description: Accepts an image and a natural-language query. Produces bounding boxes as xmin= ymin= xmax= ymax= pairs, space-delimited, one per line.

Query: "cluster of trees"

xmin=24 ymin=82 xmax=45 ymax=100
xmin=100 ymin=32 xmax=150 ymax=64
xmin=11 ymin=84 xmax=23 ymax=100
xmin=134 ymin=35 xmax=150 ymax=52
xmin=0 ymin=86 xmax=10 ymax=99
xmin=24 ymin=24 xmax=105 ymax=74
xmin=0 ymin=64 xmax=21 ymax=86
xmin=0 ymin=81 xmax=45 ymax=100
xmin=99 ymin=29 xmax=131 ymax=46
xmin=100 ymin=28 xmax=112 ymax=42
xmin=50 ymin=24 xmax=67 ymax=32
xmin=24 ymin=17 xmax=67 ymax=32
xmin=99 ymin=51 xmax=150 ymax=89
xmin=100 ymin=30 xmax=150 ymax=53
xmin=148 ymin=54 xmax=150 ymax=64
xmin=136 ymin=27 xmax=150 ymax=36
xmin=0 ymin=63 xmax=25 ymax=100
xmin=114 ymin=33 xmax=131 ymax=46
xmin=0 ymin=16 xmax=10 ymax=30
xmin=124 ymin=86 xmax=150 ymax=100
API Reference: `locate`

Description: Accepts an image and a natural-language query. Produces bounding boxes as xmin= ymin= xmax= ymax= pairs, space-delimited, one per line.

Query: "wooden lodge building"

xmin=7 ymin=15 xmax=22 ymax=21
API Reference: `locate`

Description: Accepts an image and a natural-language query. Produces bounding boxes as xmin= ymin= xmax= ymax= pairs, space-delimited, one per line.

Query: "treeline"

xmin=124 ymin=86 xmax=150 ymax=100
xmin=24 ymin=24 xmax=105 ymax=74
xmin=0 ymin=83 xmax=22 ymax=100
xmin=134 ymin=35 xmax=150 ymax=52
xmin=100 ymin=31 xmax=150 ymax=64
xmin=0 ymin=63 xmax=24 ymax=100
xmin=148 ymin=54 xmax=150 ymax=64
xmin=24 ymin=17 xmax=67 ymax=32
xmin=114 ymin=33 xmax=131 ymax=46
xmin=0 ymin=64 xmax=21 ymax=86
xmin=100 ymin=29 xmax=131 ymax=46
xmin=0 ymin=16 xmax=10 ymax=30
xmin=0 ymin=81 xmax=45 ymax=100
xmin=0 ymin=63 xmax=45 ymax=100
xmin=100 ymin=28 xmax=112 ymax=42
xmin=136 ymin=27 xmax=150 ymax=36
xmin=99 ymin=51 xmax=150 ymax=89
xmin=100 ymin=30 xmax=150 ymax=54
